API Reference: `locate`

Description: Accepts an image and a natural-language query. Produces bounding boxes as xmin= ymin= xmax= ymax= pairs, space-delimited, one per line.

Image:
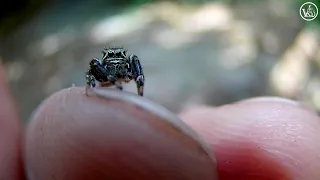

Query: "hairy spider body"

xmin=85 ymin=47 xmax=145 ymax=96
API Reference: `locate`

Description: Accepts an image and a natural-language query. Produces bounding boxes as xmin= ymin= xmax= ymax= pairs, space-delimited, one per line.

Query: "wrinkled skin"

xmin=0 ymin=62 xmax=320 ymax=180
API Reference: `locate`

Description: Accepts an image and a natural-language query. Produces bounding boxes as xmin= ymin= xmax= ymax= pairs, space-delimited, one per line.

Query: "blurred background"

xmin=0 ymin=0 xmax=320 ymax=122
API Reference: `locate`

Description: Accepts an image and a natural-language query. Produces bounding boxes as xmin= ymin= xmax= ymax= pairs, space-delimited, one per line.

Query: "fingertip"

xmin=180 ymin=98 xmax=320 ymax=180
xmin=25 ymin=87 xmax=218 ymax=180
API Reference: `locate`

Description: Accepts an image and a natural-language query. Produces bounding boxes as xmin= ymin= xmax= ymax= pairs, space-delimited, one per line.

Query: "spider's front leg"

xmin=89 ymin=59 xmax=123 ymax=91
xmin=86 ymin=58 xmax=113 ymax=94
xmin=85 ymin=68 xmax=96 ymax=95
xmin=129 ymin=54 xmax=145 ymax=96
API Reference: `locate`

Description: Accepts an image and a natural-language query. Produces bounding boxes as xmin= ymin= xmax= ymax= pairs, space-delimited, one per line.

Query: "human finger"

xmin=24 ymin=87 xmax=218 ymax=180
xmin=0 ymin=62 xmax=25 ymax=180
xmin=180 ymin=97 xmax=320 ymax=180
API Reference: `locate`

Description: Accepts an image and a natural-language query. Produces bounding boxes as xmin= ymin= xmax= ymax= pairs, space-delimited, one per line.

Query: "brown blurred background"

xmin=0 ymin=0 xmax=319 ymax=122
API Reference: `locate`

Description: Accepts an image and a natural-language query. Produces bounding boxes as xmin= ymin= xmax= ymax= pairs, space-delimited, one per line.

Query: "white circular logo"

xmin=300 ymin=2 xmax=318 ymax=21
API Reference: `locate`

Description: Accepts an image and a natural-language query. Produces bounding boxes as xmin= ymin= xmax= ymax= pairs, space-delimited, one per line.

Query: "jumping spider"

xmin=85 ymin=47 xmax=145 ymax=96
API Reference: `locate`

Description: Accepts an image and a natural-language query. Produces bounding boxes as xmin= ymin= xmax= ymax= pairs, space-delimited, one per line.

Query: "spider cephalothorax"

xmin=102 ymin=47 xmax=127 ymax=60
xmin=85 ymin=46 xmax=145 ymax=96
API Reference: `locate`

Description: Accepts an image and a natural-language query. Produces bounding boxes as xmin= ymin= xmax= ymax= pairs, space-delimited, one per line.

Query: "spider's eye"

xmin=108 ymin=52 xmax=114 ymax=57
xmin=116 ymin=52 xmax=122 ymax=56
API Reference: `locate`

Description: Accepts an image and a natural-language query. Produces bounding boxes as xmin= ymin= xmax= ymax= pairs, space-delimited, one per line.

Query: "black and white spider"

xmin=85 ymin=47 xmax=145 ymax=96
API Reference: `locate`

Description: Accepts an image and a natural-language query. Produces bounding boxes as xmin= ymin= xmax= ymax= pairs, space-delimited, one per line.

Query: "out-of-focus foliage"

xmin=0 ymin=0 xmax=48 ymax=36
xmin=1 ymin=0 xmax=320 ymax=121
xmin=1 ymin=0 xmax=318 ymax=36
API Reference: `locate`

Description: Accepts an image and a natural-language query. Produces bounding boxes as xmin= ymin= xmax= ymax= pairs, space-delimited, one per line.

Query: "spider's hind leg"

xmin=99 ymin=80 xmax=123 ymax=91
xmin=99 ymin=81 xmax=113 ymax=87
xmin=115 ymin=81 xmax=123 ymax=91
